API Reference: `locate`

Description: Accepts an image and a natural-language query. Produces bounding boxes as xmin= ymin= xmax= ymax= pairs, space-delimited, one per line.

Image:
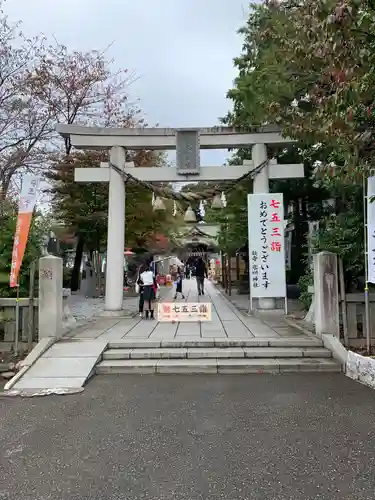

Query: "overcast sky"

xmin=5 ymin=0 xmax=248 ymax=166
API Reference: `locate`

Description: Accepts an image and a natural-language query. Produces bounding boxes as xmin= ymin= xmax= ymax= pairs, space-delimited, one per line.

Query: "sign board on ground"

xmin=247 ymin=193 xmax=286 ymax=298
xmin=158 ymin=302 xmax=211 ymax=322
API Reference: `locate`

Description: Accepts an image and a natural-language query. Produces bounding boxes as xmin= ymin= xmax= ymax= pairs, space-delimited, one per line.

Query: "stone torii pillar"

xmin=106 ymin=146 xmax=126 ymax=311
xmin=75 ymin=146 xmax=128 ymax=313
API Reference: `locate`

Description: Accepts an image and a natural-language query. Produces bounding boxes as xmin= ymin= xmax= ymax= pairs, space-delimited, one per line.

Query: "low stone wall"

xmin=347 ymin=351 xmax=375 ymax=389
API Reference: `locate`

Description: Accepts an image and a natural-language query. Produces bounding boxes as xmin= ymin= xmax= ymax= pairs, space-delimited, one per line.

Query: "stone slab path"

xmin=9 ymin=279 xmax=310 ymax=391
xmin=11 ymin=340 xmax=107 ymax=391
xmin=68 ymin=278 xmax=306 ymax=342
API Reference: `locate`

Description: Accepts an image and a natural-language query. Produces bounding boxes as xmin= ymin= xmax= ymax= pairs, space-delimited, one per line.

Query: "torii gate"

xmin=56 ymin=124 xmax=304 ymax=313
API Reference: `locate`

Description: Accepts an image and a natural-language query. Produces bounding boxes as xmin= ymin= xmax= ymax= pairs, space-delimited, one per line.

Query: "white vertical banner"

xmin=367 ymin=177 xmax=375 ymax=283
xmin=247 ymin=193 xmax=286 ymax=298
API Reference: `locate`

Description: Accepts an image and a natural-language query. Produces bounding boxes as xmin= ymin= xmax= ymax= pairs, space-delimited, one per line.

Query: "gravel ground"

xmin=67 ymin=295 xmax=139 ymax=321
xmin=1 ymin=373 xmax=375 ymax=500
xmin=67 ymin=287 xmax=171 ymax=322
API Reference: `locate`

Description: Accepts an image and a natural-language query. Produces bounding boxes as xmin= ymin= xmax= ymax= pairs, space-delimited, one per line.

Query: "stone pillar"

xmin=38 ymin=255 xmax=63 ymax=340
xmin=251 ymin=143 xmax=276 ymax=310
xmin=313 ymin=251 xmax=339 ymax=338
xmin=252 ymin=143 xmax=269 ymax=194
xmin=105 ymin=146 xmax=126 ymax=311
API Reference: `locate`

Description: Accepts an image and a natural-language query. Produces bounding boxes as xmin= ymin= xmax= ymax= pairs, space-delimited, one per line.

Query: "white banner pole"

xmin=365 ymin=176 xmax=374 ymax=352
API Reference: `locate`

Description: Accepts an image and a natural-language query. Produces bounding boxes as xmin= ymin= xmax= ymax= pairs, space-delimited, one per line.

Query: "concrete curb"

xmin=283 ymin=317 xmax=317 ymax=339
xmin=20 ymin=338 xmax=57 ymax=368
xmin=4 ymin=366 xmax=29 ymax=391
xmin=284 ymin=317 xmax=348 ymax=373
xmin=321 ymin=334 xmax=348 ymax=370
xmin=286 ymin=317 xmax=375 ymax=389
xmin=4 ymin=338 xmax=56 ymax=391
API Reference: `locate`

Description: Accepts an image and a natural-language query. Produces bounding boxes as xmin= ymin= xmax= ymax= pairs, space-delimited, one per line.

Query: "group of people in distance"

xmin=136 ymin=257 xmax=208 ymax=319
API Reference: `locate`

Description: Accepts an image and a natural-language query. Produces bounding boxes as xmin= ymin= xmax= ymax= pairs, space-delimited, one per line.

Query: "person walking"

xmin=185 ymin=264 xmax=191 ymax=279
xmin=137 ymin=263 xmax=158 ymax=319
xmin=174 ymin=266 xmax=185 ymax=300
xmin=195 ymin=257 xmax=208 ymax=296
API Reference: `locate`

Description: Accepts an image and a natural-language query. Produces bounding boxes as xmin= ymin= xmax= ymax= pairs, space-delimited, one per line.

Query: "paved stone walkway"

xmin=68 ymin=278 xmax=306 ymax=341
xmin=8 ymin=279 xmax=310 ymax=391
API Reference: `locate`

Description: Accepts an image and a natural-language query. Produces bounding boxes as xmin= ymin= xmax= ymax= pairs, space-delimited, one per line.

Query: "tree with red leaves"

xmin=0 ymin=2 xmax=52 ymax=199
xmin=0 ymin=0 xmax=140 ymax=200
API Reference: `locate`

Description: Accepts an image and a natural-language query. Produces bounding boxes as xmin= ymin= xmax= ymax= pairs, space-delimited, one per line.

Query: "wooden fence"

xmin=307 ymin=286 xmax=375 ymax=348
xmin=0 ymin=298 xmax=38 ymax=349
xmin=344 ymin=293 xmax=375 ymax=348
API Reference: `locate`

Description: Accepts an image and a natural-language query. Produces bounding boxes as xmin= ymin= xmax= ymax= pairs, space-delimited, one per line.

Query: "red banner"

xmin=10 ymin=176 xmax=40 ymax=287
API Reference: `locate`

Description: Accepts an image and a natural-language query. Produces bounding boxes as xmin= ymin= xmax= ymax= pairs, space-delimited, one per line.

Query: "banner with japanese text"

xmin=10 ymin=176 xmax=40 ymax=287
xmin=158 ymin=302 xmax=211 ymax=322
xmin=247 ymin=193 xmax=286 ymax=298
xmin=367 ymin=177 xmax=375 ymax=283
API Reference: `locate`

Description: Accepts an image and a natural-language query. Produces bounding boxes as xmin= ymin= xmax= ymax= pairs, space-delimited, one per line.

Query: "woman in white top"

xmin=137 ymin=264 xmax=157 ymax=319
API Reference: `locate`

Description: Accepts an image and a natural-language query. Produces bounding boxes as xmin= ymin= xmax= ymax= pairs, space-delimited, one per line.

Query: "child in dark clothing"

xmin=174 ymin=267 xmax=185 ymax=300
xmin=138 ymin=285 xmax=145 ymax=317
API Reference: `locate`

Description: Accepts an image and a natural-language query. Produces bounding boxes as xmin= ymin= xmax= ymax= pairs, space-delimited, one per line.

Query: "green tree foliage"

xmin=215 ymin=180 xmax=253 ymax=255
xmin=226 ymin=0 xmax=375 ymax=174
xmin=298 ymin=179 xmax=364 ymax=307
xmin=217 ymin=0 xmax=370 ymax=285
xmin=311 ymin=174 xmax=365 ymax=287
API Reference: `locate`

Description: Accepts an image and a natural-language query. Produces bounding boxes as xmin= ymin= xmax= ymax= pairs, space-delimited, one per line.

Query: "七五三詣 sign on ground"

xmin=247 ymin=193 xmax=286 ymax=298
xmin=158 ymin=302 xmax=211 ymax=322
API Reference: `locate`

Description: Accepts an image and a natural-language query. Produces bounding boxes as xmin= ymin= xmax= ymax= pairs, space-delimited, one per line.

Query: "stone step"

xmin=96 ymin=358 xmax=342 ymax=375
xmin=108 ymin=337 xmax=323 ymax=349
xmin=103 ymin=346 xmax=332 ymax=360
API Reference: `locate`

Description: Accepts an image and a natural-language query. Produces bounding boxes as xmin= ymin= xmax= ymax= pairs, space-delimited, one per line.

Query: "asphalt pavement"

xmin=1 ymin=373 xmax=375 ymax=500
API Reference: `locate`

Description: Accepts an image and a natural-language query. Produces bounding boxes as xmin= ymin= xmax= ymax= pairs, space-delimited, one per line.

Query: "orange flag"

xmin=10 ymin=176 xmax=40 ymax=288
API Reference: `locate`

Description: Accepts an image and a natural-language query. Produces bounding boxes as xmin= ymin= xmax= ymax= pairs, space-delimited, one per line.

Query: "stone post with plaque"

xmin=38 ymin=255 xmax=63 ymax=340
